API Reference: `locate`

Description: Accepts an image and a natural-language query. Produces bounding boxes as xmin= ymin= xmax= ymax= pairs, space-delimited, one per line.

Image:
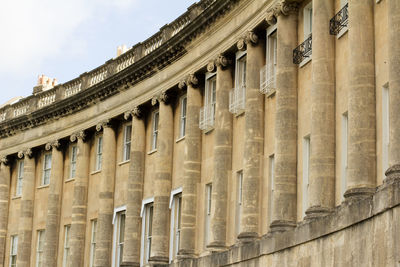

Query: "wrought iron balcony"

xmin=330 ymin=3 xmax=348 ymax=35
xmin=293 ymin=34 xmax=312 ymax=64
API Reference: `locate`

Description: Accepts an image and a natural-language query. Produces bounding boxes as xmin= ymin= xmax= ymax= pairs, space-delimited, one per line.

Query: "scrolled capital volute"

xmin=96 ymin=119 xmax=111 ymax=132
xmin=245 ymin=31 xmax=258 ymax=45
xmin=45 ymin=140 xmax=60 ymax=151
xmin=70 ymin=130 xmax=86 ymax=142
xmin=124 ymin=111 xmax=132 ymax=120
xmin=186 ymin=73 xmax=198 ymax=87
xmin=279 ymin=0 xmax=299 ymax=16
xmin=237 ymin=37 xmax=246 ymax=51
xmin=159 ymin=91 xmax=169 ymax=103
xmin=18 ymin=148 xmax=32 ymax=159
xmin=266 ymin=10 xmax=277 ymax=25
xmin=207 ymin=60 xmax=216 ymax=73
xmin=132 ymin=106 xmax=142 ymax=118
xmin=0 ymin=156 xmax=8 ymax=166
xmin=178 ymin=80 xmax=187 ymax=90
xmin=151 ymin=96 xmax=159 ymax=106
xmin=215 ymin=54 xmax=231 ymax=69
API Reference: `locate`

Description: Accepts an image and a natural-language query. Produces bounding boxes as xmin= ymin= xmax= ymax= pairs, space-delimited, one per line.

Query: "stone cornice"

xmin=0 ymin=0 xmax=240 ymax=138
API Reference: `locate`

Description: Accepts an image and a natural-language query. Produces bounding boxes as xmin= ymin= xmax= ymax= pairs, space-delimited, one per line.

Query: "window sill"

xmin=266 ymin=89 xmax=276 ymax=98
xmin=12 ymin=195 xmax=21 ymax=200
xmin=337 ymin=27 xmax=348 ymax=39
xmin=147 ymin=149 xmax=157 ymax=155
xmin=176 ymin=136 xmax=185 ymax=143
xmin=202 ymin=127 xmax=214 ymax=135
xmin=37 ymin=184 xmax=49 ymax=189
xmin=234 ymin=110 xmax=245 ymax=118
xmin=91 ymin=170 xmax=101 ymax=175
xmin=118 ymin=160 xmax=130 ymax=166
xmin=299 ymin=56 xmax=312 ymax=68
xmin=65 ymin=178 xmax=75 ymax=183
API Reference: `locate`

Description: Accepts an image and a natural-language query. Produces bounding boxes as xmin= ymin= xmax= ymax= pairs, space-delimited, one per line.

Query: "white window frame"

xmin=261 ymin=24 xmax=277 ymax=95
xmin=302 ymin=136 xmax=310 ymax=218
xmin=204 ymin=183 xmax=212 ymax=247
xmin=36 ymin=230 xmax=45 ymax=267
xmin=229 ymin=51 xmax=246 ymax=115
xmin=169 ymin=187 xmax=182 ymax=262
xmin=140 ymin=198 xmax=154 ymax=267
xmin=112 ymin=207 xmax=126 ymax=267
xmin=199 ymin=73 xmax=216 ymax=132
xmin=268 ymin=154 xmax=275 ymax=225
xmin=9 ymin=235 xmax=18 ymax=267
xmin=382 ymin=85 xmax=389 ymax=178
xmin=341 ymin=112 xmax=348 ymax=200
xmin=89 ymin=219 xmax=97 ymax=267
xmin=62 ymin=225 xmax=71 ymax=267
xmin=151 ymin=110 xmax=159 ymax=151
xmin=16 ymin=160 xmax=24 ymax=196
xmin=123 ymin=124 xmax=132 ymax=162
xmin=95 ymin=136 xmax=103 ymax=171
xmin=179 ymin=95 xmax=187 ymax=139
xmin=42 ymin=153 xmax=52 ymax=186
xmin=303 ymin=1 xmax=313 ymax=39
xmin=235 ymin=170 xmax=243 ymax=236
xmin=70 ymin=145 xmax=77 ymax=179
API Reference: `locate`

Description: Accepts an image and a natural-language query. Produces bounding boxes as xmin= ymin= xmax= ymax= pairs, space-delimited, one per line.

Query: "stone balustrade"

xmin=37 ymin=91 xmax=56 ymax=108
xmin=64 ymin=79 xmax=82 ymax=98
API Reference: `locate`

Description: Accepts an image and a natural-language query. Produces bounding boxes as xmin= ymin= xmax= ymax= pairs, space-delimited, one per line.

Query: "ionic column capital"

xmin=208 ymin=55 xmax=231 ymax=72
xmin=96 ymin=119 xmax=112 ymax=131
xmin=18 ymin=148 xmax=33 ymax=159
xmin=70 ymin=130 xmax=86 ymax=143
xmin=45 ymin=140 xmax=61 ymax=151
xmin=266 ymin=0 xmax=299 ymax=23
xmin=152 ymin=91 xmax=172 ymax=106
xmin=124 ymin=106 xmax=143 ymax=120
xmin=178 ymin=73 xmax=199 ymax=89
xmin=237 ymin=31 xmax=259 ymax=51
xmin=0 ymin=156 xmax=9 ymax=166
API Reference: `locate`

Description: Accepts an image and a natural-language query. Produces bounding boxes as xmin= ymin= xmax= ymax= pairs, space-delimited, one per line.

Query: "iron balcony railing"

xmin=293 ymin=34 xmax=312 ymax=64
xmin=260 ymin=62 xmax=276 ymax=95
xmin=199 ymin=104 xmax=215 ymax=132
xmin=229 ymin=84 xmax=246 ymax=115
xmin=330 ymin=3 xmax=348 ymax=35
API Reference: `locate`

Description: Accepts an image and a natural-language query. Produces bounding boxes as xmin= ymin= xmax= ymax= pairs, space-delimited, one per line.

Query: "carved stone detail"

xmin=18 ymin=148 xmax=33 ymax=159
xmin=279 ymin=0 xmax=299 ymax=16
xmin=266 ymin=10 xmax=277 ymax=25
xmin=96 ymin=119 xmax=111 ymax=131
xmin=124 ymin=106 xmax=142 ymax=120
xmin=159 ymin=92 xmax=169 ymax=103
xmin=179 ymin=73 xmax=199 ymax=89
xmin=215 ymin=54 xmax=231 ymax=69
xmin=245 ymin=31 xmax=258 ymax=45
xmin=237 ymin=37 xmax=246 ymax=51
xmin=207 ymin=60 xmax=216 ymax=73
xmin=0 ymin=156 xmax=8 ymax=165
xmin=151 ymin=96 xmax=159 ymax=106
xmin=178 ymin=80 xmax=187 ymax=90
xmin=70 ymin=130 xmax=86 ymax=143
xmin=45 ymin=140 xmax=61 ymax=151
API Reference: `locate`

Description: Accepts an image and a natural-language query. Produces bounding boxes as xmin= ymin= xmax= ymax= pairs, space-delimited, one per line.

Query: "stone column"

xmin=43 ymin=140 xmax=64 ymax=267
xmin=69 ymin=131 xmax=90 ymax=267
xmin=178 ymin=74 xmax=201 ymax=258
xmin=345 ymin=0 xmax=376 ymax=199
xmin=121 ymin=107 xmax=145 ymax=267
xmin=94 ymin=120 xmax=117 ymax=267
xmin=149 ymin=92 xmax=174 ymax=265
xmin=385 ymin=0 xmax=400 ymax=183
xmin=207 ymin=55 xmax=233 ymax=250
xmin=0 ymin=157 xmax=10 ymax=267
xmin=16 ymin=148 xmax=35 ymax=267
xmin=237 ymin=32 xmax=264 ymax=242
xmin=306 ymin=0 xmax=335 ymax=218
xmin=268 ymin=2 xmax=299 ymax=232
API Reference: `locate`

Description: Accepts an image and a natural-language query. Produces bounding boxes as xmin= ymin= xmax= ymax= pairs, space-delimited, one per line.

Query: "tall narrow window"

xmin=114 ymin=211 xmax=125 ymax=267
xmin=42 ymin=153 xmax=52 ymax=186
xmin=123 ymin=125 xmax=132 ymax=161
xmin=95 ymin=136 xmax=103 ymax=171
xmin=89 ymin=220 xmax=97 ymax=267
xmin=140 ymin=200 xmax=154 ymax=266
xmin=303 ymin=2 xmax=313 ymax=39
xmin=382 ymin=85 xmax=389 ymax=178
xmin=70 ymin=145 xmax=77 ymax=179
xmin=151 ymin=111 xmax=159 ymax=151
xmin=229 ymin=52 xmax=246 ymax=115
xmin=302 ymin=136 xmax=310 ymax=218
xmin=179 ymin=96 xmax=187 ymax=138
xmin=341 ymin=112 xmax=348 ymax=200
xmin=62 ymin=225 xmax=71 ymax=267
xmin=36 ymin=230 xmax=45 ymax=267
xmin=16 ymin=160 xmax=24 ymax=196
xmin=235 ymin=171 xmax=243 ymax=235
xmin=9 ymin=235 xmax=18 ymax=267
xmin=199 ymin=73 xmax=216 ymax=131
xmin=204 ymin=183 xmax=212 ymax=247
xmin=261 ymin=26 xmax=277 ymax=94
xmin=268 ymin=155 xmax=275 ymax=225
xmin=169 ymin=192 xmax=182 ymax=262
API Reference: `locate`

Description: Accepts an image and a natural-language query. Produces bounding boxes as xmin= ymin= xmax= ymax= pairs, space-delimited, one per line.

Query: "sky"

xmin=0 ymin=0 xmax=197 ymax=106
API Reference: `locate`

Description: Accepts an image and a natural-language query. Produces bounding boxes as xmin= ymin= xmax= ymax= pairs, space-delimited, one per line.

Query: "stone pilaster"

xmin=121 ymin=107 xmax=145 ymax=267
xmin=149 ymin=92 xmax=174 ymax=265
xmin=385 ymin=0 xmax=400 ymax=183
xmin=268 ymin=1 xmax=299 ymax=232
xmin=306 ymin=0 xmax=335 ymax=219
xmin=16 ymin=148 xmax=35 ymax=267
xmin=43 ymin=140 xmax=64 ymax=267
xmin=69 ymin=131 xmax=90 ymax=267
xmin=238 ymin=32 xmax=264 ymax=242
xmin=178 ymin=74 xmax=202 ymax=258
xmin=94 ymin=120 xmax=117 ymax=267
xmin=0 ymin=157 xmax=10 ymax=267
xmin=345 ymin=0 xmax=376 ymax=199
xmin=207 ymin=55 xmax=233 ymax=250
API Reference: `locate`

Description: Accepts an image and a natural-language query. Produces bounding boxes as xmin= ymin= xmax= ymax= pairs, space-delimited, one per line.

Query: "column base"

xmin=237 ymin=231 xmax=258 ymax=243
xmin=120 ymin=261 xmax=140 ymax=267
xmin=384 ymin=164 xmax=400 ymax=184
xmin=177 ymin=249 xmax=197 ymax=260
xmin=304 ymin=206 xmax=332 ymax=220
xmin=269 ymin=220 xmax=296 ymax=233
xmin=206 ymin=241 xmax=227 ymax=252
xmin=344 ymin=187 xmax=375 ymax=201
xmin=148 ymin=256 xmax=169 ymax=266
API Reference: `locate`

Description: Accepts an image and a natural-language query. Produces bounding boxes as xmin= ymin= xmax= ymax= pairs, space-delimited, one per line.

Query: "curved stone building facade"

xmin=0 ymin=0 xmax=399 ymax=266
